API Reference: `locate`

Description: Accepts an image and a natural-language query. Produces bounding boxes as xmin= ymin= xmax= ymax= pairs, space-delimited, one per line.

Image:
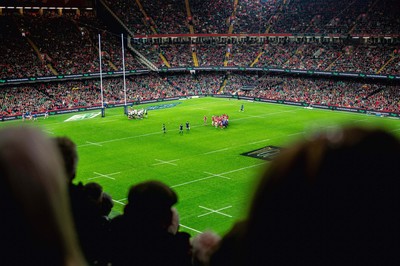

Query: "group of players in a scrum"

xmin=127 ymin=108 xmax=148 ymax=119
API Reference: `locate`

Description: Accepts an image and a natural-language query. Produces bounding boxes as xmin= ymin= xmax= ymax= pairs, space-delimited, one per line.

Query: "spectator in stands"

xmin=0 ymin=127 xmax=87 ymax=265
xmin=110 ymin=180 xmax=193 ymax=266
xmin=194 ymin=126 xmax=400 ymax=265
xmin=54 ymin=136 xmax=111 ymax=265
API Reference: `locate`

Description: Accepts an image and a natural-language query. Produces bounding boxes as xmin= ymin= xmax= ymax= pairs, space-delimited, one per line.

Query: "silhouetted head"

xmin=124 ymin=180 xmax=178 ymax=229
xmin=244 ymin=126 xmax=400 ymax=265
xmin=0 ymin=127 xmax=86 ymax=265
xmin=53 ymin=136 xmax=79 ymax=183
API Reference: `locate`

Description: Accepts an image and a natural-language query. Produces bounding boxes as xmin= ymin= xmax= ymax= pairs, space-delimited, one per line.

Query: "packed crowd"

xmin=1 ymin=7 xmax=399 ymax=80
xmin=189 ymin=0 xmax=233 ymax=34
xmin=223 ymin=73 xmax=400 ymax=113
xmin=0 ymin=10 xmax=149 ymax=80
xmin=1 ymin=73 xmax=399 ymax=117
xmin=103 ymin=0 xmax=153 ymax=36
xmin=101 ymin=0 xmax=400 ymax=35
xmin=0 ymin=15 xmax=53 ymax=79
xmin=122 ymin=40 xmax=400 ymax=75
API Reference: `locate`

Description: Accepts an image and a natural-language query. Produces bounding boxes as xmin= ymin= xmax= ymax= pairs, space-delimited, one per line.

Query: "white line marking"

xmin=171 ymin=163 xmax=265 ymax=188
xmin=99 ymin=119 xmax=119 ymax=123
xmin=288 ymin=132 xmax=304 ymax=136
xmin=153 ymin=159 xmax=180 ymax=166
xmin=88 ymin=171 xmax=121 ymax=180
xmin=78 ymin=131 xmax=161 ymax=147
xmin=43 ymin=130 xmax=54 ymax=135
xmin=249 ymin=139 xmax=270 ymax=145
xmin=244 ymin=115 xmax=265 ymax=119
xmin=179 ymin=224 xmax=202 ymax=233
xmin=198 ymin=205 xmax=233 ymax=218
xmin=77 ymin=109 xmax=296 ymax=148
xmin=86 ymin=141 xmax=103 ymax=146
xmin=204 ymin=171 xmax=231 ymax=180
xmin=171 ymin=175 xmax=215 ymax=188
xmin=112 ymin=199 xmax=126 ymax=205
xmin=352 ymin=119 xmax=368 ymax=123
xmin=203 ymin=148 xmax=229 ymax=155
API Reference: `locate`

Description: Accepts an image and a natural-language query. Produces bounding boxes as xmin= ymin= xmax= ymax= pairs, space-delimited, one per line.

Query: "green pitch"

xmin=2 ymin=97 xmax=400 ymax=237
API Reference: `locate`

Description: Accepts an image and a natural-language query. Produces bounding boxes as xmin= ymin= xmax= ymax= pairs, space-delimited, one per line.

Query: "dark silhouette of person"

xmin=0 ymin=127 xmax=87 ymax=265
xmin=54 ymin=136 xmax=112 ymax=265
xmin=110 ymin=180 xmax=193 ymax=266
xmin=205 ymin=126 xmax=400 ymax=266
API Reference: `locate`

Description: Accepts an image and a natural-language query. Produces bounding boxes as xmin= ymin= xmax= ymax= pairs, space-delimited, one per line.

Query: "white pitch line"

xmin=203 ymin=148 xmax=229 ymax=155
xmin=112 ymin=199 xmax=126 ymax=205
xmin=43 ymin=130 xmax=54 ymax=135
xmin=244 ymin=115 xmax=265 ymax=119
xmin=171 ymin=175 xmax=215 ymax=188
xmin=153 ymin=159 xmax=180 ymax=166
xmin=78 ymin=131 xmax=161 ymax=147
xmin=88 ymin=171 xmax=121 ymax=180
xmin=352 ymin=119 xmax=368 ymax=123
xmin=214 ymin=162 xmax=265 ymax=176
xmin=204 ymin=172 xmax=231 ymax=180
xmin=171 ymin=163 xmax=265 ymax=188
xmin=198 ymin=205 xmax=233 ymax=218
xmin=86 ymin=141 xmax=103 ymax=147
xmin=249 ymin=139 xmax=270 ymax=145
xmin=179 ymin=224 xmax=203 ymax=234
xmin=98 ymin=119 xmax=119 ymax=123
xmin=199 ymin=205 xmax=232 ymax=213
xmin=77 ymin=109 xmax=296 ymax=148
xmin=288 ymin=132 xmax=304 ymax=136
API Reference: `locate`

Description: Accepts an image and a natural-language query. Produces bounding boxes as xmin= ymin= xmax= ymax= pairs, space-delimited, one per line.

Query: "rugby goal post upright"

xmin=98 ymin=34 xmax=105 ymax=117
xmin=122 ymin=33 xmax=128 ymax=115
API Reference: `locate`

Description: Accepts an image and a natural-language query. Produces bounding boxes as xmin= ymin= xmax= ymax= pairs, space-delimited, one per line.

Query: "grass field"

xmin=2 ymin=97 xmax=400 ymax=237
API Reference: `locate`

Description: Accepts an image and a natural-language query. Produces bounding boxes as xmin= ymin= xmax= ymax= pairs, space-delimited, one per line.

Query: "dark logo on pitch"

xmin=241 ymin=146 xmax=283 ymax=161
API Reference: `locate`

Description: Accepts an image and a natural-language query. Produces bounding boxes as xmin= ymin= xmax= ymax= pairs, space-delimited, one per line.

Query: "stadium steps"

xmin=227 ymin=0 xmax=239 ymax=34
xmin=99 ymin=0 xmax=137 ymax=37
xmin=376 ymin=55 xmax=397 ymax=74
xmin=184 ymin=0 xmax=195 ymax=34
xmin=127 ymin=37 xmax=158 ymax=71
xmin=283 ymin=45 xmax=304 ymax=67
xmin=223 ymin=52 xmax=230 ymax=66
xmin=26 ymin=37 xmax=45 ymax=63
xmin=349 ymin=0 xmax=380 ymax=34
xmin=47 ymin=64 xmax=58 ymax=75
xmin=108 ymin=60 xmax=118 ymax=71
xmin=304 ymin=16 xmax=318 ymax=33
xmin=159 ymin=53 xmax=171 ymax=68
xmin=165 ymin=77 xmax=181 ymax=92
xmin=100 ymin=0 xmax=158 ymax=72
xmin=250 ymin=52 xmax=264 ymax=67
xmin=135 ymin=0 xmax=158 ymax=34
xmin=265 ymin=25 xmax=271 ymax=33
xmin=192 ymin=52 xmax=199 ymax=67
xmin=325 ymin=53 xmax=343 ymax=71
xmin=26 ymin=37 xmax=59 ymax=74
xmin=219 ymin=77 xmax=228 ymax=93
xmin=365 ymin=86 xmax=384 ymax=99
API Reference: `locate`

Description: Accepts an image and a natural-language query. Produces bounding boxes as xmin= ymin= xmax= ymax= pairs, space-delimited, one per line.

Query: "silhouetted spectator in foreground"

xmin=0 ymin=127 xmax=87 ymax=265
xmin=54 ymin=136 xmax=112 ymax=265
xmin=196 ymin=126 xmax=400 ymax=266
xmin=110 ymin=180 xmax=193 ymax=266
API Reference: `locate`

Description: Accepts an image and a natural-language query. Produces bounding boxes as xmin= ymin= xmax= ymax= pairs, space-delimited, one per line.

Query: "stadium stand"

xmin=1 ymin=1 xmax=400 ymax=265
